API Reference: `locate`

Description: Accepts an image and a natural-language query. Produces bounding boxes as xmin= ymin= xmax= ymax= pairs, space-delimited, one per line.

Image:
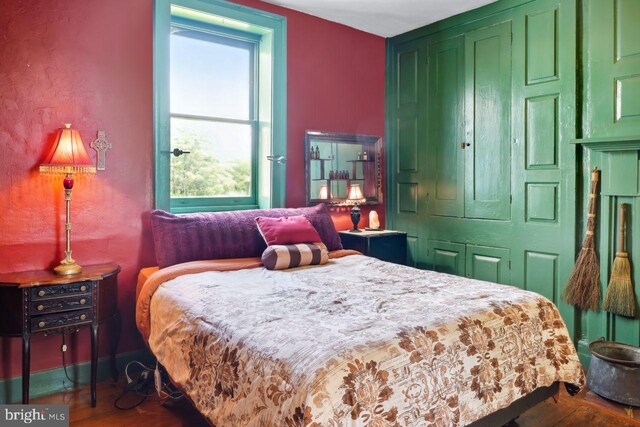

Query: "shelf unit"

xmin=304 ymin=131 xmax=382 ymax=207
xmin=310 ymin=157 xmax=374 ymax=182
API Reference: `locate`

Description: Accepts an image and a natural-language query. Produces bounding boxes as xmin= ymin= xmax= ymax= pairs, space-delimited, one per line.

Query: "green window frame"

xmin=154 ymin=0 xmax=287 ymax=213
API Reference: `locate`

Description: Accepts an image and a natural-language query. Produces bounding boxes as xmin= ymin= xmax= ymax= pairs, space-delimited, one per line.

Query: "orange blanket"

xmin=135 ymin=250 xmax=360 ymax=341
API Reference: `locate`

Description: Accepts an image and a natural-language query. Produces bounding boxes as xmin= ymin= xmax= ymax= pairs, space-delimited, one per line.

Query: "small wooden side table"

xmin=0 ymin=263 xmax=121 ymax=407
xmin=339 ymin=230 xmax=408 ymax=265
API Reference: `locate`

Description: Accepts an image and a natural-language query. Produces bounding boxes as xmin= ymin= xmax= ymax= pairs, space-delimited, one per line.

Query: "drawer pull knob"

xmin=80 ymin=285 xmax=87 ymax=292
xmin=80 ymin=314 xmax=87 ymax=321
xmin=37 ymin=305 xmax=44 ymax=311
xmin=38 ymin=290 xmax=45 ymax=297
xmin=80 ymin=299 xmax=86 ymax=305
xmin=38 ymin=321 xmax=45 ymax=328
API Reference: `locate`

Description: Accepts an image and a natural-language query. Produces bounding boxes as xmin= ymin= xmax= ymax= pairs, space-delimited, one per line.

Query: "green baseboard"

xmin=0 ymin=349 xmax=155 ymax=404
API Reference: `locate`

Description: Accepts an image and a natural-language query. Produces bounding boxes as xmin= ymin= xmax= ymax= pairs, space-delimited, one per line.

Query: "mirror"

xmin=304 ymin=131 xmax=382 ymax=206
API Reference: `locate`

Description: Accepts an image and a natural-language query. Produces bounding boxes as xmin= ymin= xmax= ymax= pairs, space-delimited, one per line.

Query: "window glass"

xmin=170 ymin=30 xmax=252 ymax=120
xmin=170 ymin=118 xmax=253 ymax=197
xmin=169 ymin=27 xmax=256 ymax=200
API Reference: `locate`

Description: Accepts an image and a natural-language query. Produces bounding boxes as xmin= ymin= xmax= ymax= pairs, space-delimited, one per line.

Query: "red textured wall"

xmin=0 ymin=0 xmax=385 ymax=381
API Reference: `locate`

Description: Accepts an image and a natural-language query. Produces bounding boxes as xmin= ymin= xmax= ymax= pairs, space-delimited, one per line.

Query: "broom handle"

xmin=620 ymin=203 xmax=626 ymax=252
xmin=586 ymin=167 xmax=599 ymax=232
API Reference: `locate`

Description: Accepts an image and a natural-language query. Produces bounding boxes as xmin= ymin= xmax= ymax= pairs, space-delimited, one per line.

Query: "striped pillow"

xmin=262 ymin=243 xmax=329 ymax=270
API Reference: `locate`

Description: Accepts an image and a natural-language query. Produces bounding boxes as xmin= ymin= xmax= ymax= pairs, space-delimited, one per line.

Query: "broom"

xmin=603 ymin=203 xmax=637 ymax=318
xmin=562 ymin=167 xmax=600 ymax=311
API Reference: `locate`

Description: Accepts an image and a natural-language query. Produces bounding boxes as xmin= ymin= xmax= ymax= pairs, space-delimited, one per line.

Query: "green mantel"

xmin=572 ymin=136 xmax=640 ymax=151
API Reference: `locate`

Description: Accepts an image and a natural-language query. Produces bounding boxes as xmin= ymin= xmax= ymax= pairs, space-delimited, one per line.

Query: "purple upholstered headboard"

xmin=149 ymin=204 xmax=342 ymax=268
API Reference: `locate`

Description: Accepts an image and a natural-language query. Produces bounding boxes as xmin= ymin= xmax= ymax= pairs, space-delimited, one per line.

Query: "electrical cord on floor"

xmin=114 ymin=362 xmax=155 ymax=410
xmin=114 ymin=361 xmax=183 ymax=410
xmin=153 ymin=362 xmax=183 ymax=401
xmin=57 ymin=334 xmax=182 ymax=409
xmin=61 ymin=334 xmax=80 ymax=391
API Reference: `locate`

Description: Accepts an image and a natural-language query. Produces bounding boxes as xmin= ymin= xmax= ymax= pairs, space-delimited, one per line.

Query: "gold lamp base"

xmin=54 ymin=257 xmax=82 ymax=276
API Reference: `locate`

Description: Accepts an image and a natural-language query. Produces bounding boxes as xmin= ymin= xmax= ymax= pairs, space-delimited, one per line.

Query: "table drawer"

xmin=31 ymin=294 xmax=92 ymax=314
xmin=31 ymin=281 xmax=93 ymax=300
xmin=31 ymin=309 xmax=92 ymax=332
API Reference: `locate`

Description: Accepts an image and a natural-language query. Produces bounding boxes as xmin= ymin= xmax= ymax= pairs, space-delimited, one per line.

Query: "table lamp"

xmin=40 ymin=124 xmax=96 ymax=275
xmin=318 ymin=184 xmax=330 ymax=200
xmin=346 ymin=184 xmax=366 ymax=232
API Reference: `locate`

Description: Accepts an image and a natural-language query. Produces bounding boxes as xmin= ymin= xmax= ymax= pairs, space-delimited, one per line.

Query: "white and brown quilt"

xmin=137 ymin=253 xmax=585 ymax=426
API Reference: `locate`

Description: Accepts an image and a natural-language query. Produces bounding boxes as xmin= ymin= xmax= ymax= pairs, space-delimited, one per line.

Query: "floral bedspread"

xmin=146 ymin=254 xmax=584 ymax=426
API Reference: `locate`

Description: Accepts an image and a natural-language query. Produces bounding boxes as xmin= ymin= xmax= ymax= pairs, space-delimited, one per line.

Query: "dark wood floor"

xmin=31 ymin=379 xmax=639 ymax=426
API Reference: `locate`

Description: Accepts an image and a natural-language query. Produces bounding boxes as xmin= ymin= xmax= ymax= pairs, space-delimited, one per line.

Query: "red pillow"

xmin=256 ymin=216 xmax=322 ymax=246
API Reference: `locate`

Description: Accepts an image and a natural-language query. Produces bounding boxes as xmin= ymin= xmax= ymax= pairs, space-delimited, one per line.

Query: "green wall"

xmin=386 ymin=0 xmax=640 ymax=366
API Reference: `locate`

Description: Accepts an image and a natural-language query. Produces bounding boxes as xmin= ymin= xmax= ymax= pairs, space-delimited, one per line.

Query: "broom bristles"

xmin=563 ymin=234 xmax=600 ymax=311
xmin=603 ymin=253 xmax=637 ymax=318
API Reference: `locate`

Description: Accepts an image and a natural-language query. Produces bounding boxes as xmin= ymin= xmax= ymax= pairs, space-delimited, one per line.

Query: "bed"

xmin=136 ymin=206 xmax=585 ymax=426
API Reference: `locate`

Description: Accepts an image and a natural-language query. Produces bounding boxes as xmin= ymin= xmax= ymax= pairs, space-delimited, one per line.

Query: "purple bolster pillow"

xmin=150 ymin=204 xmax=342 ymax=268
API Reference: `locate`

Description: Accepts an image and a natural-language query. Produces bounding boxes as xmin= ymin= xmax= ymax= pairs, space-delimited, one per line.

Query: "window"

xmin=154 ymin=0 xmax=286 ymax=213
xmin=170 ymin=24 xmax=257 ymax=202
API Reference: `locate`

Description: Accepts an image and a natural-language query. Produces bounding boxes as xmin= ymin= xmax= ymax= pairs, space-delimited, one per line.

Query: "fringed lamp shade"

xmin=40 ymin=124 xmax=96 ymax=175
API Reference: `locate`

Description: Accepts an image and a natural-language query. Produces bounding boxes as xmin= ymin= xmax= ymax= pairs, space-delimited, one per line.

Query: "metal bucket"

xmin=587 ymin=338 xmax=640 ymax=406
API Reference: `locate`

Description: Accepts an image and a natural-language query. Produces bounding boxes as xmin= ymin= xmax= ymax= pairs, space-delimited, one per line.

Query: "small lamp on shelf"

xmin=346 ymin=184 xmax=366 ymax=232
xmin=318 ymin=184 xmax=330 ymax=200
xmin=40 ymin=124 xmax=96 ymax=275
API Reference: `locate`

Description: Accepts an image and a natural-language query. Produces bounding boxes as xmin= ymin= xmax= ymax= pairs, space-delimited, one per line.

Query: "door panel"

xmin=466 ymin=244 xmax=510 ymax=284
xmin=428 ymin=240 xmax=466 ymax=276
xmin=389 ymin=38 xmax=429 ymax=267
xmin=509 ymin=0 xmax=580 ymax=359
xmin=426 ymin=36 xmax=465 ymax=217
xmin=465 ymin=21 xmax=512 ymax=220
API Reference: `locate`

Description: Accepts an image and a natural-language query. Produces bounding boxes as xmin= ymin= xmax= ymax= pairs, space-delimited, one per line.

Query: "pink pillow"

xmin=256 ymin=216 xmax=322 ymax=246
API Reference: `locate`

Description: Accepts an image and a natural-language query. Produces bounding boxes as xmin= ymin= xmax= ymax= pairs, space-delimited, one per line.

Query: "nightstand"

xmin=0 ymin=263 xmax=121 ymax=406
xmin=339 ymin=230 xmax=408 ymax=265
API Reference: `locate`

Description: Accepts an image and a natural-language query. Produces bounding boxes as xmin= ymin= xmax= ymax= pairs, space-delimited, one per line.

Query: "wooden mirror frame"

xmin=304 ymin=130 xmax=383 ymax=207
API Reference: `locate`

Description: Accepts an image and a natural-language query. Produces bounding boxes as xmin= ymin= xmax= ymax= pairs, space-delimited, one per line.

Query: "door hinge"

xmin=509 ymin=195 xmax=512 ymax=204
xmin=508 ymin=260 xmax=511 ymax=270
xmin=510 ymin=32 xmax=513 ymax=43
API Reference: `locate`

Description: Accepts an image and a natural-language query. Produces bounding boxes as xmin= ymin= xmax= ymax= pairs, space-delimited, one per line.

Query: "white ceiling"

xmin=260 ymin=0 xmax=497 ymax=38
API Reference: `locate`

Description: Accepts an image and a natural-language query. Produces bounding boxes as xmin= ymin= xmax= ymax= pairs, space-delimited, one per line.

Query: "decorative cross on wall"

xmin=91 ymin=130 xmax=111 ymax=171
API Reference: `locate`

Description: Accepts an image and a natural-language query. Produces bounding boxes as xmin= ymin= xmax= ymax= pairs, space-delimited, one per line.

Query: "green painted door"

xmin=509 ymin=0 xmax=578 ymax=357
xmin=389 ymin=38 xmax=429 ymax=267
xmin=466 ymin=244 xmax=510 ymax=284
xmin=387 ymin=0 xmax=584 ymax=363
xmin=428 ymin=240 xmax=466 ymax=275
xmin=464 ymin=21 xmax=512 ymax=220
xmin=426 ymin=35 xmax=465 ymax=217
